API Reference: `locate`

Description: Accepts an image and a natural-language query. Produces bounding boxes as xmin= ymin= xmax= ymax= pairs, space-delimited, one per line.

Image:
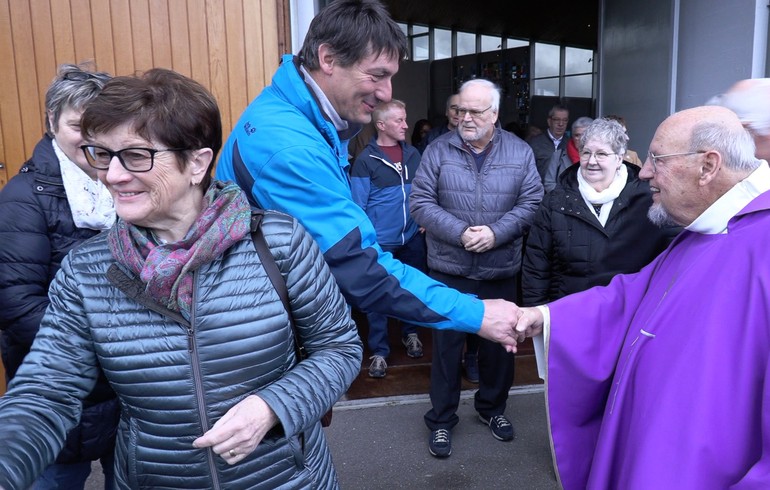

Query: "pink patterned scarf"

xmin=108 ymin=181 xmax=251 ymax=319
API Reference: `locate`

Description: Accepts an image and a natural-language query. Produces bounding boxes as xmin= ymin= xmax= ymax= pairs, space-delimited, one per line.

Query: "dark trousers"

xmin=424 ymin=270 xmax=518 ymax=430
xmin=366 ymin=232 xmax=427 ymax=357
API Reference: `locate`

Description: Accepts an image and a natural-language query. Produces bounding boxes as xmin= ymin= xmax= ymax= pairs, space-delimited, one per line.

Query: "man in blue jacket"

xmin=351 ymin=99 xmax=426 ymax=378
xmin=215 ymin=0 xmax=523 ymax=351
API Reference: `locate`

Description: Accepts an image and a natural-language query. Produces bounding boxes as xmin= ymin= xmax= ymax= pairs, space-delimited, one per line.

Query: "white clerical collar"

xmin=686 ymin=160 xmax=770 ymax=234
xmin=300 ymin=65 xmax=349 ymax=132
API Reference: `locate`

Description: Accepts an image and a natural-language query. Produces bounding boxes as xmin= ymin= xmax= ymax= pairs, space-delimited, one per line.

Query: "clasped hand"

xmin=478 ymin=300 xmax=546 ymax=353
xmin=461 ymin=225 xmax=495 ymax=253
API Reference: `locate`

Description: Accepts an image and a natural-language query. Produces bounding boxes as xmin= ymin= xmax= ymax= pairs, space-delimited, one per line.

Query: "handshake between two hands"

xmin=479 ymin=299 xmax=545 ymax=353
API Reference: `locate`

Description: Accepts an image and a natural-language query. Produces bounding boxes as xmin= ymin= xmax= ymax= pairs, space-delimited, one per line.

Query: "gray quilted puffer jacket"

xmin=410 ymin=127 xmax=544 ymax=280
xmin=0 ymin=211 xmax=362 ymax=490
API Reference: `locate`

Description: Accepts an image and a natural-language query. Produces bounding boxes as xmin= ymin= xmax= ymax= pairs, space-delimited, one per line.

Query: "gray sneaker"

xmin=368 ymin=355 xmax=387 ymax=378
xmin=402 ymin=333 xmax=424 ymax=358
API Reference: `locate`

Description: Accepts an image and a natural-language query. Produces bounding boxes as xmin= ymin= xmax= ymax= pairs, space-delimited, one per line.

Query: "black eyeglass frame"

xmin=80 ymin=145 xmax=189 ymax=173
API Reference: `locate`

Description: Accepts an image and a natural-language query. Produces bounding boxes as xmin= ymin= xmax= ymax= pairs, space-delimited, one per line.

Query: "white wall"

xmin=290 ymin=0 xmax=320 ymax=54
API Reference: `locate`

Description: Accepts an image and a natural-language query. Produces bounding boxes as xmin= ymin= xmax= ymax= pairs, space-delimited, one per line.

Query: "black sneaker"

xmin=479 ymin=414 xmax=515 ymax=441
xmin=428 ymin=429 xmax=452 ymax=458
xmin=402 ymin=333 xmax=424 ymax=358
xmin=368 ymin=355 xmax=387 ymax=378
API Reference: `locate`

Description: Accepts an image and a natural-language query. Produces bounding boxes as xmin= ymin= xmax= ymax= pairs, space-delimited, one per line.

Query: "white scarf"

xmin=54 ymin=140 xmax=116 ymax=230
xmin=576 ymin=163 xmax=628 ymax=227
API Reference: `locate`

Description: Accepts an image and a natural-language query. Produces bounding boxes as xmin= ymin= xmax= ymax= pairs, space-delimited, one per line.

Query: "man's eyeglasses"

xmin=646 ymin=151 xmax=706 ymax=173
xmin=455 ymin=106 xmax=492 ymax=119
xmin=580 ymin=150 xmax=616 ymax=163
xmin=81 ymin=145 xmax=189 ymax=173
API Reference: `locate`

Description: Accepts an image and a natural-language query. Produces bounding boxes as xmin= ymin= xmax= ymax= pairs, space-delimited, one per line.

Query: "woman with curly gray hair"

xmin=522 ymin=118 xmax=679 ymax=372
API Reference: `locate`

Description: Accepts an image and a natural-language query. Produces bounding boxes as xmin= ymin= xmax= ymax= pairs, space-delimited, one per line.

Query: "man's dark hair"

xmin=299 ymin=0 xmax=408 ymax=70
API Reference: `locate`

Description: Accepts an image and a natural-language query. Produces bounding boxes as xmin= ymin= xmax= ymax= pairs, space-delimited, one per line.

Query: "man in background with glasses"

xmin=417 ymin=94 xmax=461 ymax=154
xmin=708 ymin=78 xmax=770 ymax=161
xmin=528 ymin=104 xmax=571 ymax=190
xmin=513 ymin=105 xmax=770 ymax=488
xmin=411 ymin=78 xmax=542 ymax=458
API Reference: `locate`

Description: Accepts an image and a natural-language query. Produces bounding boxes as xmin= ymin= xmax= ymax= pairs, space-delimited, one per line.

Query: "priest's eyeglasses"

xmin=81 ymin=145 xmax=189 ymax=173
xmin=646 ymin=151 xmax=706 ymax=173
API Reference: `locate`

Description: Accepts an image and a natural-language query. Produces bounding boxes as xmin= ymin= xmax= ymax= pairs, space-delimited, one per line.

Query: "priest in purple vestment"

xmin=515 ymin=105 xmax=770 ymax=489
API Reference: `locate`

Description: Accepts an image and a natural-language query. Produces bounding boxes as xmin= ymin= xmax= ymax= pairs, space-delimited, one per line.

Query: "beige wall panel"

xmin=243 ymin=0 xmax=265 ymax=105
xmin=50 ymin=0 xmax=76 ymax=62
xmin=204 ymin=0 xmax=231 ymax=129
xmin=149 ymin=0 xmax=173 ymax=68
xmin=187 ymin=0 xmax=211 ymax=88
xmin=10 ymin=1 xmax=43 ymax=164
xmin=129 ymin=0 xmax=154 ymax=71
xmin=110 ymin=0 xmax=134 ymax=75
xmin=0 ymin=1 xmax=22 ymax=181
xmin=71 ymin=0 xmax=96 ymax=63
xmin=168 ymin=0 xmax=192 ymax=75
xmin=224 ymin=0 xmax=247 ymax=132
xmin=29 ymin=0 xmax=56 ymax=119
xmin=259 ymin=0 xmax=280 ymax=88
xmin=90 ymin=1 xmax=116 ymax=75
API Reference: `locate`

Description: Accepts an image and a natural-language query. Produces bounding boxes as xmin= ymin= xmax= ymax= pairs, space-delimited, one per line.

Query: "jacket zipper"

xmin=187 ymin=270 xmax=222 ymax=489
xmin=371 ymin=154 xmax=409 ymax=245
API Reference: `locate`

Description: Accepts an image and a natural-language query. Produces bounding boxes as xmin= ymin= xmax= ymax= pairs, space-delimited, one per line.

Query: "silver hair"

xmin=689 ymin=121 xmax=760 ymax=172
xmin=580 ymin=118 xmax=628 ymax=156
xmin=571 ymin=116 xmax=594 ymax=132
xmin=707 ymin=79 xmax=770 ymax=136
xmin=45 ymin=63 xmax=111 ymax=136
xmin=458 ymin=79 xmax=500 ymax=113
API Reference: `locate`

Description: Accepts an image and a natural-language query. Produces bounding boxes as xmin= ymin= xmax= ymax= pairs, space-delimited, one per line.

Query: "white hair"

xmin=458 ymin=79 xmax=501 ymax=112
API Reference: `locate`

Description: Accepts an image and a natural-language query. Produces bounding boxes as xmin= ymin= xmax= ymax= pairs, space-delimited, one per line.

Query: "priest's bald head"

xmin=708 ymin=78 xmax=770 ymax=161
xmin=640 ymin=106 xmax=761 ymax=227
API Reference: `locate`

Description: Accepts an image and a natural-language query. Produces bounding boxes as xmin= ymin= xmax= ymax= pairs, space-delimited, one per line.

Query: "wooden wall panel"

xmin=0 ymin=0 xmax=288 ymax=186
xmin=0 ymin=1 xmax=21 ymax=187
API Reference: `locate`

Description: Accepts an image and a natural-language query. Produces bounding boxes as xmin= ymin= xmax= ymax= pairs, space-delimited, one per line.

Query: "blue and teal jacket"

xmin=216 ymin=55 xmax=483 ymax=333
xmin=351 ymin=137 xmax=421 ymax=248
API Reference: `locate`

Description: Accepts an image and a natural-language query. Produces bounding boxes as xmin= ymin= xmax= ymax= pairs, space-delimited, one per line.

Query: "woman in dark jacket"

xmin=523 ymin=118 xmax=677 ymax=306
xmin=522 ymin=118 xmax=678 ymax=377
xmin=0 ymin=68 xmax=361 ymax=490
xmin=0 ymin=63 xmax=118 ymax=489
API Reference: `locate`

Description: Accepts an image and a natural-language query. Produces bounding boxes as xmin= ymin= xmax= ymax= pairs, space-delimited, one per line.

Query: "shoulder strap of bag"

xmin=249 ymin=210 xmax=333 ymax=428
xmin=249 ymin=211 xmax=305 ymax=361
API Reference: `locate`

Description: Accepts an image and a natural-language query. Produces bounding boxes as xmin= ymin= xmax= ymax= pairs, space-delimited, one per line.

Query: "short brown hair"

xmin=80 ymin=68 xmax=221 ymax=189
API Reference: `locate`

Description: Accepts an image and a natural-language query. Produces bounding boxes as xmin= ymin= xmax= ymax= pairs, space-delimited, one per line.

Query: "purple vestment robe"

xmin=547 ymin=191 xmax=770 ymax=489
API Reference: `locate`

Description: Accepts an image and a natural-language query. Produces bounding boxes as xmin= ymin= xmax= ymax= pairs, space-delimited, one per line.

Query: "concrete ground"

xmin=86 ymin=386 xmax=558 ymax=489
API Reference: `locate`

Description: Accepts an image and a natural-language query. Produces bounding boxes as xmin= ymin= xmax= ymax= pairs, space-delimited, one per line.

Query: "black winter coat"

xmin=522 ymin=163 xmax=679 ymax=305
xmin=0 ymin=135 xmax=118 ymax=463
